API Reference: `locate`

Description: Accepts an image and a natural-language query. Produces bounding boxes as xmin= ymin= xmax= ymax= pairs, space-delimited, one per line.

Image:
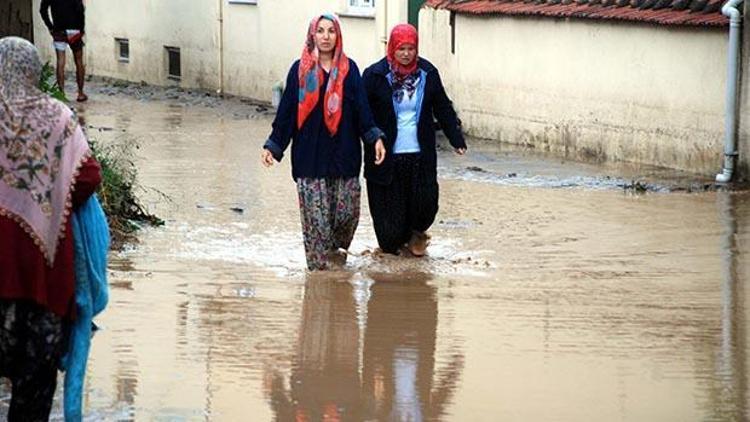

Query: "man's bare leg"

xmin=55 ymin=49 xmax=66 ymax=92
xmin=73 ymin=49 xmax=87 ymax=102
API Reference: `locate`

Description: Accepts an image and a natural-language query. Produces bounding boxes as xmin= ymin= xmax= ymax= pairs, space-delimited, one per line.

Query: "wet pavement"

xmin=2 ymin=81 xmax=749 ymax=421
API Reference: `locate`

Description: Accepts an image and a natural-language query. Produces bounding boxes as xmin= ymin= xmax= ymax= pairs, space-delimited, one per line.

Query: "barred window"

xmin=165 ymin=46 xmax=181 ymax=80
xmin=116 ymin=38 xmax=129 ymax=62
xmin=349 ymin=0 xmax=375 ymax=14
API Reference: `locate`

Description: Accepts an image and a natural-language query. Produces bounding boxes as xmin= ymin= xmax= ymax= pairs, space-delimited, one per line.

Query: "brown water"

xmin=2 ymin=85 xmax=749 ymax=421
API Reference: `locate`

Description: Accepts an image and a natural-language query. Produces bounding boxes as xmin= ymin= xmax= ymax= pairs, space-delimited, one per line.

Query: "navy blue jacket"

xmin=362 ymin=57 xmax=466 ymax=185
xmin=264 ymin=59 xmax=384 ymax=180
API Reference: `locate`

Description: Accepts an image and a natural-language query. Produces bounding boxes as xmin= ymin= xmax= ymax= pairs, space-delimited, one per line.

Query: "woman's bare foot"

xmin=407 ymin=231 xmax=430 ymax=257
xmin=327 ymin=249 xmax=348 ymax=267
xmin=76 ymin=92 xmax=88 ymax=102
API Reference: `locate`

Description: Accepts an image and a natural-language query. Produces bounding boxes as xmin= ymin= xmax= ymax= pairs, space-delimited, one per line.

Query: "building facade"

xmin=29 ymin=0 xmax=748 ymax=176
xmin=32 ymin=0 xmax=421 ymax=102
xmin=421 ymin=0 xmax=734 ymax=176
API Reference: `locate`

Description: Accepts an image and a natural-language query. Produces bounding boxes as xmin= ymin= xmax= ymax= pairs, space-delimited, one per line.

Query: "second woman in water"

xmin=363 ymin=24 xmax=466 ymax=257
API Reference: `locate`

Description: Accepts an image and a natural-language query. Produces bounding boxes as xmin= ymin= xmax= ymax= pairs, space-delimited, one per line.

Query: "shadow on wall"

xmin=0 ymin=0 xmax=34 ymax=41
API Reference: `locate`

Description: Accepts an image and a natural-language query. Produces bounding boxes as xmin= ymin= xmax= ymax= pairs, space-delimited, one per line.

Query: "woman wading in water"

xmin=261 ymin=14 xmax=386 ymax=270
xmin=363 ymin=24 xmax=466 ymax=256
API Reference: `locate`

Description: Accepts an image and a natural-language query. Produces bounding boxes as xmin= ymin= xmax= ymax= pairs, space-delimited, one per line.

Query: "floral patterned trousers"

xmin=296 ymin=177 xmax=361 ymax=270
xmin=0 ymin=300 xmax=65 ymax=421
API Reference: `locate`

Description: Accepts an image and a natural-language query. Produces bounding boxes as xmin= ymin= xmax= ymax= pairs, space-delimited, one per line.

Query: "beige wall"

xmin=29 ymin=1 xmax=732 ymax=174
xmin=32 ymin=0 xmax=409 ymax=101
xmin=222 ymin=0 xmax=406 ymax=101
xmin=738 ymin=1 xmax=750 ymax=180
xmin=420 ymin=9 xmax=728 ymax=175
xmin=33 ymin=0 xmax=221 ymax=89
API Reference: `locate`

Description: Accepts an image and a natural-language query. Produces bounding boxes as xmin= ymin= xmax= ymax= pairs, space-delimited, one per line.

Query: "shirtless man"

xmin=40 ymin=0 xmax=88 ymax=102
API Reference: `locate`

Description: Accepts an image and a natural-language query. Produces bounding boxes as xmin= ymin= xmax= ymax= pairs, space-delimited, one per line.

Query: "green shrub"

xmin=89 ymin=139 xmax=164 ymax=244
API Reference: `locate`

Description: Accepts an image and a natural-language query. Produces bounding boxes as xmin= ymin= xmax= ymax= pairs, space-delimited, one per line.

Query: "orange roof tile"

xmin=426 ymin=0 xmax=728 ymax=27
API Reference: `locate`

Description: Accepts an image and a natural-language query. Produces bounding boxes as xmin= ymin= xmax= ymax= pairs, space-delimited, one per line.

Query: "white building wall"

xmin=33 ymin=0 xmax=221 ymax=89
xmin=32 ymin=0 xmax=409 ymax=101
xmin=737 ymin=0 xmax=750 ymax=179
xmin=222 ymin=0 xmax=406 ymax=101
xmin=420 ymin=9 xmax=728 ymax=174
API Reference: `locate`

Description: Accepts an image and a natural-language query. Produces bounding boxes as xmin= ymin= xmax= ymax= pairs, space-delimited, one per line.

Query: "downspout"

xmin=217 ymin=0 xmax=225 ymax=95
xmin=380 ymin=0 xmax=389 ymax=51
xmin=716 ymin=0 xmax=744 ymax=183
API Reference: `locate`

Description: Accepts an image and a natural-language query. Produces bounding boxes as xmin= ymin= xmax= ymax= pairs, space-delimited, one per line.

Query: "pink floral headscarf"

xmin=0 ymin=36 xmax=90 ymax=265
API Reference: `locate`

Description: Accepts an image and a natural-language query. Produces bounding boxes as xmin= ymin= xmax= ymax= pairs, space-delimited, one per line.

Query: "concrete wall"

xmin=28 ymin=1 xmax=732 ymax=174
xmin=223 ymin=1 xmax=376 ymax=101
xmin=33 ymin=0 xmax=221 ymax=89
xmin=2 ymin=0 xmax=33 ymax=41
xmin=737 ymin=1 xmax=750 ymax=180
xmin=420 ymin=9 xmax=729 ymax=175
xmin=222 ymin=0 xmax=406 ymax=101
xmin=32 ymin=0 xmax=408 ymax=101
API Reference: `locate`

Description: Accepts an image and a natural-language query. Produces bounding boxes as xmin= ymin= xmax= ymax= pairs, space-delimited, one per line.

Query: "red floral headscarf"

xmin=387 ymin=24 xmax=419 ymax=82
xmin=297 ymin=14 xmax=350 ymax=136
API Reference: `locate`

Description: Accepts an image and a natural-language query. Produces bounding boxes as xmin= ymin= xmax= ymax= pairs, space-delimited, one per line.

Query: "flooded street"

xmin=4 ymin=83 xmax=749 ymax=421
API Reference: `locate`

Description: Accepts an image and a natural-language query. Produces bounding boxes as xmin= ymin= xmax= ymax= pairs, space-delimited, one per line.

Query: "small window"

xmin=165 ymin=46 xmax=181 ymax=80
xmin=116 ymin=38 xmax=129 ymax=62
xmin=348 ymin=0 xmax=375 ymax=15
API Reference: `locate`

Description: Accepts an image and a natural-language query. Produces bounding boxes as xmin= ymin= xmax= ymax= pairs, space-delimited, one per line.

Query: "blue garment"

xmin=362 ymin=57 xmax=466 ymax=186
xmin=264 ymin=58 xmax=385 ymax=181
xmin=388 ymin=70 xmax=427 ymax=154
xmin=62 ymin=194 xmax=109 ymax=422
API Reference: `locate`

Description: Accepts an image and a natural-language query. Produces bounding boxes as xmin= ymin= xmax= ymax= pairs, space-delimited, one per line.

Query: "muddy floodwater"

xmin=2 ymin=82 xmax=749 ymax=421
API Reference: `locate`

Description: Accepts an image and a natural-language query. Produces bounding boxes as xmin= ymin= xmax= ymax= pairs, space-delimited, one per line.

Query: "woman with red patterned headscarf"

xmin=362 ymin=24 xmax=467 ymax=257
xmin=261 ymin=14 xmax=386 ymax=271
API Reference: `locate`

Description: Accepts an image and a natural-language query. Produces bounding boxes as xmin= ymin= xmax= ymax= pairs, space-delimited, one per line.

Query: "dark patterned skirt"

xmin=366 ymin=153 xmax=439 ymax=254
xmin=0 ymin=299 xmax=65 ymax=421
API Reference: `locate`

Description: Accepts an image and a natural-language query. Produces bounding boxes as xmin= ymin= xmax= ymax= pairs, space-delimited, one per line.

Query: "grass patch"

xmin=89 ymin=138 xmax=164 ymax=246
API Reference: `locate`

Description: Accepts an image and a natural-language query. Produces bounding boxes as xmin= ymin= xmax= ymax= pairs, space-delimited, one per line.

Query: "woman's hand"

xmin=454 ymin=148 xmax=466 ymax=156
xmin=374 ymin=139 xmax=386 ymax=165
xmin=261 ymin=149 xmax=275 ymax=167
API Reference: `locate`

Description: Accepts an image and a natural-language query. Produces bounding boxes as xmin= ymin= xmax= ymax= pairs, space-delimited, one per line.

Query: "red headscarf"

xmin=387 ymin=24 xmax=419 ymax=81
xmin=297 ymin=14 xmax=350 ymax=136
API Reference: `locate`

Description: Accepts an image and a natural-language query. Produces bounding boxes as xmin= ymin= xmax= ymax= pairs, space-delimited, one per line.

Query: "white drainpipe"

xmin=218 ymin=0 xmax=225 ymax=95
xmin=716 ymin=0 xmax=744 ymax=183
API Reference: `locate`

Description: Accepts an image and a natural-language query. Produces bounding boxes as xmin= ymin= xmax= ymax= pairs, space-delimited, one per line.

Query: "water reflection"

xmin=164 ymin=104 xmax=184 ymax=129
xmin=112 ymin=365 xmax=138 ymax=419
xmin=362 ymin=273 xmax=463 ymax=422
xmin=3 ymin=89 xmax=749 ymax=419
xmin=707 ymin=192 xmax=747 ymax=421
xmin=266 ymin=272 xmax=362 ymax=421
xmin=266 ymin=272 xmax=463 ymax=421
